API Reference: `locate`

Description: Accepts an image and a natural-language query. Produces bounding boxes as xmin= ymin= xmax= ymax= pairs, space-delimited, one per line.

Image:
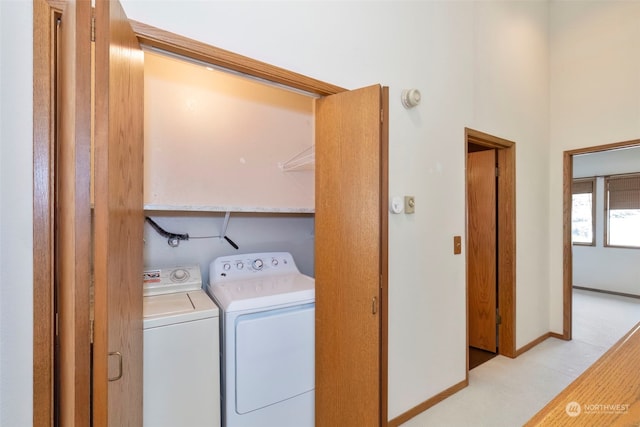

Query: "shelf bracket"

xmin=219 ymin=211 xmax=239 ymax=249
xmin=221 ymin=211 xmax=231 ymax=242
xmin=279 ymin=145 xmax=315 ymax=171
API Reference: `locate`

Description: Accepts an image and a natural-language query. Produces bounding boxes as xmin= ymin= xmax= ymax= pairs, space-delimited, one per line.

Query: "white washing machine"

xmin=143 ymin=265 xmax=220 ymax=427
xmin=207 ymin=252 xmax=315 ymax=427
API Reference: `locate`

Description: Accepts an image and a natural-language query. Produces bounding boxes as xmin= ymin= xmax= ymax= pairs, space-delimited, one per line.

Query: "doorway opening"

xmin=33 ymin=5 xmax=389 ymax=425
xmin=465 ymin=128 xmax=516 ymax=373
xmin=562 ymin=139 xmax=640 ymax=340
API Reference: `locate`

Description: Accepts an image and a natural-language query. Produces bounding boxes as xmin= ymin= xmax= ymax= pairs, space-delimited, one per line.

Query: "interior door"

xmin=56 ymin=1 xmax=93 ymax=425
xmin=315 ymin=84 xmax=387 ymax=427
xmin=467 ymin=149 xmax=497 ymax=352
xmin=92 ymin=0 xmax=145 ymax=425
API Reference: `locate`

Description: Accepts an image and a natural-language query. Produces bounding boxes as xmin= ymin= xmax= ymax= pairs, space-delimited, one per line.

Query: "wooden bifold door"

xmin=56 ymin=0 xmax=144 ymax=425
xmin=315 ymin=84 xmax=388 ymax=426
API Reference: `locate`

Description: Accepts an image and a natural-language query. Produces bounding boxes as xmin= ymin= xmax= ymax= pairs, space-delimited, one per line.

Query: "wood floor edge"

xmin=524 ymin=321 xmax=640 ymax=426
xmin=386 ymin=379 xmax=468 ymax=427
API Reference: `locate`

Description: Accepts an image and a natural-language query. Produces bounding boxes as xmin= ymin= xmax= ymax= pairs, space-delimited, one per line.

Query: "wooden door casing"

xmin=467 ymin=149 xmax=497 ymax=352
xmin=465 ymin=128 xmax=516 ymax=359
xmin=92 ymin=0 xmax=145 ymax=425
xmin=315 ymin=84 xmax=385 ymax=427
xmin=562 ymin=139 xmax=640 ymax=342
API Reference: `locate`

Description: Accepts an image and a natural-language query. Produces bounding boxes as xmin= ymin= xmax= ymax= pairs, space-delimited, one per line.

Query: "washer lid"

xmin=143 ymin=290 xmax=219 ymax=329
xmin=208 ymin=273 xmax=314 ymax=312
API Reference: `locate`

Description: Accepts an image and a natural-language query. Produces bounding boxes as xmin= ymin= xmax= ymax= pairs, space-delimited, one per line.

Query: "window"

xmin=605 ymin=174 xmax=640 ymax=248
xmin=572 ymin=178 xmax=596 ymax=245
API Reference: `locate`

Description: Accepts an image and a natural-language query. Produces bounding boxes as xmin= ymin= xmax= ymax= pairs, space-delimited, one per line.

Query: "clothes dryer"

xmin=208 ymin=252 xmax=315 ymax=427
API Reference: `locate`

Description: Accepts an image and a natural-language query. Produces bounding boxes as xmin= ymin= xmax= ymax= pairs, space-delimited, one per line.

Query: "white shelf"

xmin=144 ymin=204 xmax=315 ymax=214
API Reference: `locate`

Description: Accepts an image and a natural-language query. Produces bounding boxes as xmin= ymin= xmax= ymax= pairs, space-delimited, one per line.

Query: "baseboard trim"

xmin=573 ymin=285 xmax=640 ymax=300
xmin=515 ymin=331 xmax=565 ymax=357
xmin=387 ymin=379 xmax=468 ymax=427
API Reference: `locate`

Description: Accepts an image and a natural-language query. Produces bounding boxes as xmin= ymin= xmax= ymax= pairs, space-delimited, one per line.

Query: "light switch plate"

xmin=454 ymin=236 xmax=462 ymax=255
xmin=404 ymin=196 xmax=415 ymax=214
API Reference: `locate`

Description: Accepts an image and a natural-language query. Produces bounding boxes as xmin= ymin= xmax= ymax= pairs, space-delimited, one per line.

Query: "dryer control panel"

xmin=143 ymin=264 xmax=202 ymax=296
xmin=209 ymin=252 xmax=299 ymax=283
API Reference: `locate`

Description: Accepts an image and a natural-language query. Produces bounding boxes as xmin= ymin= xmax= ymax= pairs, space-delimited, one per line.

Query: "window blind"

xmin=572 ymin=179 xmax=594 ymax=195
xmin=607 ymin=174 xmax=640 ymax=210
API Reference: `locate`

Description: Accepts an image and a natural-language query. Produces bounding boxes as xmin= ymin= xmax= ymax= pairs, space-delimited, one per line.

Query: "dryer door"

xmin=235 ymin=303 xmax=315 ymax=414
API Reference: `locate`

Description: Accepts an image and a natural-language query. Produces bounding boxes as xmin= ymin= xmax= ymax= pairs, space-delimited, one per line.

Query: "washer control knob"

xmin=252 ymin=259 xmax=264 ymax=270
xmin=271 ymin=258 xmax=279 ymax=267
xmin=236 ymin=262 xmax=244 ymax=270
xmin=223 ymin=263 xmax=231 ymax=271
xmin=170 ymin=268 xmax=189 ymax=282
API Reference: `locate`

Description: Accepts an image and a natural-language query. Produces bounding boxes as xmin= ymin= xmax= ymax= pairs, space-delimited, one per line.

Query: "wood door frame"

xmin=33 ymin=5 xmax=389 ymax=425
xmin=561 ymin=138 xmax=640 ymax=341
xmin=33 ymin=1 xmax=64 ymax=425
xmin=465 ymin=128 xmax=516 ymax=367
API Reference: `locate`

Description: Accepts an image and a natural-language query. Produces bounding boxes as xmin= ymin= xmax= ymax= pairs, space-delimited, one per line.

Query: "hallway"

xmin=401 ymin=289 xmax=640 ymax=426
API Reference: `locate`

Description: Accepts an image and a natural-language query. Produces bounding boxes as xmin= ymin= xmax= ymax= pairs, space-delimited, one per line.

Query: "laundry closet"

xmin=142 ymin=49 xmax=316 ymax=277
xmin=38 ymin=2 xmax=385 ymax=424
xmin=140 ymin=47 xmax=320 ymax=427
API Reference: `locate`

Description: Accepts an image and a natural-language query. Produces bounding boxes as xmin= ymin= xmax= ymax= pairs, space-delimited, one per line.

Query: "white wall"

xmin=573 ymin=148 xmax=640 ymax=179
xmin=0 ymin=1 xmax=34 ymax=426
xmin=121 ymin=1 xmax=551 ymax=419
xmin=572 ymin=148 xmax=640 ymax=295
xmin=143 ymin=213 xmax=315 ymax=280
xmin=143 ymin=50 xmax=316 ymax=211
xmin=549 ymin=1 xmax=640 ymax=330
xmin=472 ymin=1 xmax=551 ymax=350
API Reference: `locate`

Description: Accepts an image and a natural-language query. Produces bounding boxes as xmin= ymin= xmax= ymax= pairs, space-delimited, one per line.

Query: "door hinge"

xmin=496 ymin=309 xmax=502 ymax=325
xmin=380 ymin=109 xmax=384 ymax=123
xmin=495 ymin=166 xmax=500 ymax=177
xmin=55 ymin=312 xmax=59 ymax=337
xmin=90 ymin=319 xmax=94 ymax=344
xmin=91 ymin=15 xmax=96 ymax=42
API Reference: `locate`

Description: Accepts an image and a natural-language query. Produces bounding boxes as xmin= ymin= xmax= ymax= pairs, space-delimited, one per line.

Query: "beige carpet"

xmin=401 ymin=289 xmax=640 ymax=427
